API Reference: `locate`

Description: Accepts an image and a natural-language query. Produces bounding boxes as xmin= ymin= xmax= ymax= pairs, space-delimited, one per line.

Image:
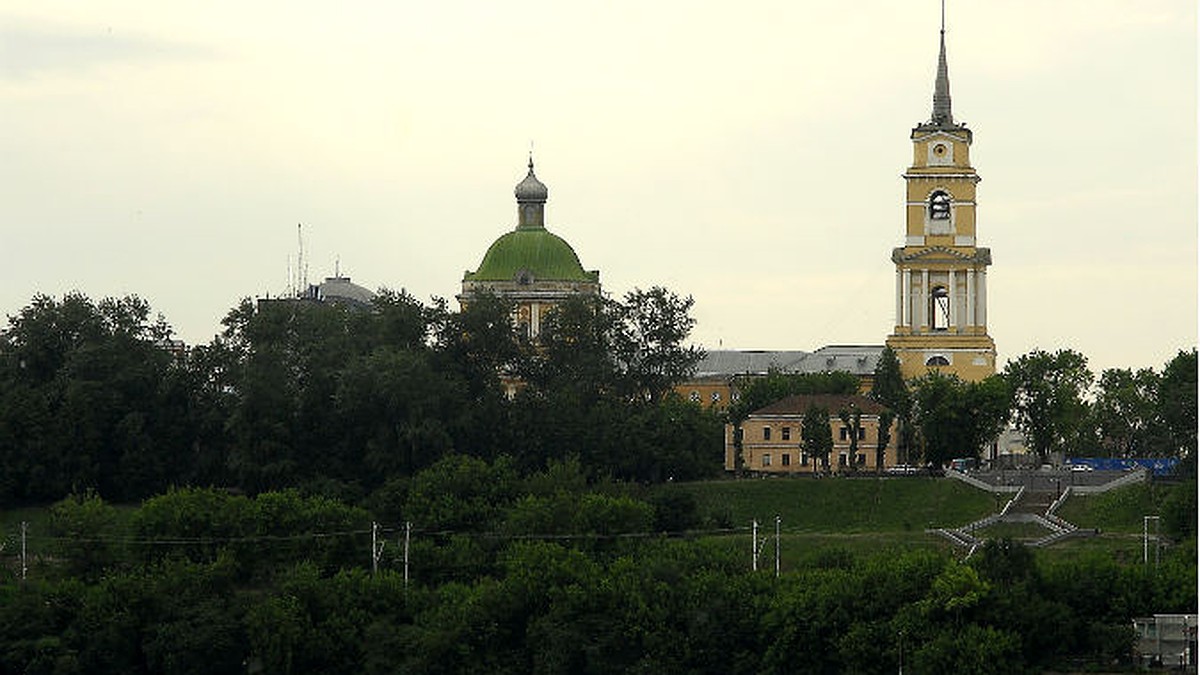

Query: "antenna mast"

xmin=297 ymin=223 xmax=309 ymax=296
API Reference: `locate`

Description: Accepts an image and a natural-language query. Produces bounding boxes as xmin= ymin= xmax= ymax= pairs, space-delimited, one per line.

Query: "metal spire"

xmin=931 ymin=0 xmax=954 ymax=127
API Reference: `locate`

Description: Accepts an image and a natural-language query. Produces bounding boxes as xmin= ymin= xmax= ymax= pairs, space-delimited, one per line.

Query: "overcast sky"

xmin=2 ymin=1 xmax=1195 ymax=375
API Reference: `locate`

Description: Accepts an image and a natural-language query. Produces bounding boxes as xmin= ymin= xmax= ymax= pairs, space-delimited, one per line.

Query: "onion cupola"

xmin=459 ymin=156 xmax=601 ymax=340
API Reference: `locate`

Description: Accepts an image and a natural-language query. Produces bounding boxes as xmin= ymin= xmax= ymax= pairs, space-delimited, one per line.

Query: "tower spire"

xmin=931 ymin=0 xmax=954 ymax=127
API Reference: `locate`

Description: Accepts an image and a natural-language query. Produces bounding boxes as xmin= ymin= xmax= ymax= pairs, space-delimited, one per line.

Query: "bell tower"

xmin=885 ymin=13 xmax=996 ymax=381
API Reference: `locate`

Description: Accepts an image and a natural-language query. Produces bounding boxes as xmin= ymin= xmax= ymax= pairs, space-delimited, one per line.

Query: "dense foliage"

xmin=2 ymin=472 xmax=1194 ymax=674
xmin=0 ymin=289 xmax=719 ymax=507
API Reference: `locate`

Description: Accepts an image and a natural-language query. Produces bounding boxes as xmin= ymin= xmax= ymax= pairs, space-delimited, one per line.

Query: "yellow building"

xmin=885 ymin=25 xmax=996 ymax=382
xmin=724 ymin=394 xmax=900 ymax=474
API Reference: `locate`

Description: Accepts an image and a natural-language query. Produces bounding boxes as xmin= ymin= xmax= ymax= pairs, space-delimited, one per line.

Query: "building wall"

xmin=725 ymin=413 xmax=900 ymax=473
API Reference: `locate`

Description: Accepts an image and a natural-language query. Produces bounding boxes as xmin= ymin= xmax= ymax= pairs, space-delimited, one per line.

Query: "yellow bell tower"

xmin=885 ymin=16 xmax=996 ymax=382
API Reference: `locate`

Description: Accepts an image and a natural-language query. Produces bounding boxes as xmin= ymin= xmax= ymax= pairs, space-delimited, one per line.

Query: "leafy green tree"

xmin=875 ymin=409 xmax=894 ymax=474
xmin=1158 ymin=349 xmax=1197 ymax=460
xmin=1005 ymin=349 xmax=1093 ymax=463
xmin=870 ymin=347 xmax=913 ymax=468
xmin=801 ymin=405 xmax=834 ymax=471
xmin=1090 ymin=367 xmax=1162 ymax=457
xmin=609 ymin=287 xmax=705 ymax=404
xmin=838 ymin=405 xmax=863 ymax=470
xmin=48 ymin=490 xmax=122 ymax=580
xmin=0 ymin=292 xmax=183 ymax=503
xmin=728 ymin=371 xmax=859 ymax=426
xmin=911 ymin=373 xmax=1010 ymax=468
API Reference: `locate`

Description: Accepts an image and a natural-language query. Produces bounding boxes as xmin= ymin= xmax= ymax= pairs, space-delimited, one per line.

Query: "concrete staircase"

xmin=929 ymin=470 xmax=1135 ymax=554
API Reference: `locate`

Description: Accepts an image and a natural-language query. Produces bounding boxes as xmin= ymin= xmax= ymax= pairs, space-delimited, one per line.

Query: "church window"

xmin=926 ymin=355 xmax=950 ymax=367
xmin=929 ymin=191 xmax=951 ymax=220
xmin=930 ymin=286 xmax=950 ymax=331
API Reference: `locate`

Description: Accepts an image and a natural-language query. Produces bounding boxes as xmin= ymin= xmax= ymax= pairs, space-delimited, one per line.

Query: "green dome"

xmin=465 ymin=227 xmax=598 ymax=283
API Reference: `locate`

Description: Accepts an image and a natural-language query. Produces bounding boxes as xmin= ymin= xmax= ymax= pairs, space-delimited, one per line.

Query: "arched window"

xmin=926 ymin=355 xmax=950 ymax=367
xmin=930 ymin=286 xmax=950 ymax=331
xmin=929 ymin=191 xmax=952 ymax=220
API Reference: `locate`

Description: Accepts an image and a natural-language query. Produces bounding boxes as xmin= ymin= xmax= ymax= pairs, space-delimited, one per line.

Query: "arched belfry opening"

xmin=929 ymin=191 xmax=951 ymax=220
xmin=930 ymin=286 xmax=950 ymax=331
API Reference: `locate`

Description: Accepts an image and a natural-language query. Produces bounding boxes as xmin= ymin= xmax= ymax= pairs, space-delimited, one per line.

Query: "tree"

xmin=1090 ymin=367 xmax=1162 ymax=457
xmin=610 ymin=287 xmax=705 ymax=404
xmin=838 ymin=406 xmax=863 ymax=470
xmin=875 ymin=410 xmax=894 ymax=475
xmin=1158 ymin=349 xmax=1197 ymax=460
xmin=911 ymin=373 xmax=1011 ymax=468
xmin=1005 ymin=349 xmax=1093 ymax=464
xmin=0 ymin=292 xmax=183 ymax=504
xmin=801 ymin=405 xmax=833 ymax=471
xmin=48 ymin=490 xmax=122 ymax=579
xmin=870 ymin=347 xmax=913 ymax=467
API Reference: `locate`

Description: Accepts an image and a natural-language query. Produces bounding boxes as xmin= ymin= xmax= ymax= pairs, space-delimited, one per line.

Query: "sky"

xmin=2 ymin=1 xmax=1196 ymax=376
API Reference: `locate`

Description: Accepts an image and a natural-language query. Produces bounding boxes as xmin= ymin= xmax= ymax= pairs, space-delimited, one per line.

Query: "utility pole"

xmin=774 ymin=515 xmax=781 ymax=578
xmin=751 ymin=520 xmax=758 ymax=572
xmin=403 ymin=521 xmax=411 ymax=588
xmin=1143 ymin=515 xmax=1161 ymax=567
xmin=21 ymin=521 xmax=28 ymax=582
xmin=372 ymin=521 xmax=386 ymax=575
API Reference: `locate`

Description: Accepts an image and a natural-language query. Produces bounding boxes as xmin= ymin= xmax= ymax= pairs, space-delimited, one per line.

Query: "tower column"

xmin=948 ymin=268 xmax=957 ymax=329
xmin=895 ymin=269 xmax=902 ymax=328
xmin=920 ymin=269 xmax=930 ymax=330
xmin=966 ymin=268 xmax=976 ymax=327
xmin=902 ymin=269 xmax=912 ymax=327
xmin=980 ymin=270 xmax=988 ymax=328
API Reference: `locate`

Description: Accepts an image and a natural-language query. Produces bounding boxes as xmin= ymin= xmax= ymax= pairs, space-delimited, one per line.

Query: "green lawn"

xmin=663 ymin=475 xmax=994 ymax=534
xmin=1055 ymin=482 xmax=1179 ymax=534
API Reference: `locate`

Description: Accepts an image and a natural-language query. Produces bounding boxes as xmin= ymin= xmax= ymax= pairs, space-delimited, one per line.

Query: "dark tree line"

xmin=0 ymin=288 xmax=720 ymax=507
xmin=4 ymin=459 xmax=1195 ymax=674
xmin=868 ymin=346 xmax=1197 ymax=468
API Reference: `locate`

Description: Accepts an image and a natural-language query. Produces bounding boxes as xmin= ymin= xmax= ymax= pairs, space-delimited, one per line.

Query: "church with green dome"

xmin=460 ymin=158 xmax=600 ymax=338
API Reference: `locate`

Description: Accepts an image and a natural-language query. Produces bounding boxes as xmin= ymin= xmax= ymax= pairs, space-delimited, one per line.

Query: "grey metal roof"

xmin=316 ymin=276 xmax=376 ymax=309
xmin=693 ymin=345 xmax=884 ymax=378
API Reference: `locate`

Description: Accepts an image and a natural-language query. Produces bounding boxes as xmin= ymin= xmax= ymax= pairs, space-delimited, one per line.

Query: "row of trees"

xmin=0 ymin=289 xmax=720 ymax=507
xmin=5 ymin=454 xmax=1196 ymax=674
xmin=867 ymin=347 xmax=1197 ymax=468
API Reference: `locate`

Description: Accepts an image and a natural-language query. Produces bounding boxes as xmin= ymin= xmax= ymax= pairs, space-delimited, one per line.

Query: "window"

xmin=929 ymin=190 xmax=951 ymax=220
xmin=858 ymin=427 xmax=866 ymax=441
xmin=931 ymin=286 xmax=950 ymax=331
xmin=730 ymin=392 xmax=741 ymax=402
xmin=782 ymin=453 xmax=791 ymax=467
xmin=781 ymin=427 xmax=791 ymax=441
xmin=763 ymin=427 xmax=771 ymax=441
xmin=800 ymin=452 xmax=809 ymax=466
xmin=926 ymin=355 xmax=950 ymax=367
xmin=711 ymin=391 xmax=722 ymax=403
xmin=689 ymin=391 xmax=700 ymax=403
xmin=839 ymin=427 xmax=848 ymax=441
xmin=762 ymin=453 xmax=772 ymax=467
xmin=856 ymin=453 xmax=866 ymax=465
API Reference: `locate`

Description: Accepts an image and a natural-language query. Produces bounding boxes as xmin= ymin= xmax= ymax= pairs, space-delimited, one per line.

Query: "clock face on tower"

xmin=928 ymin=140 xmax=954 ymax=166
